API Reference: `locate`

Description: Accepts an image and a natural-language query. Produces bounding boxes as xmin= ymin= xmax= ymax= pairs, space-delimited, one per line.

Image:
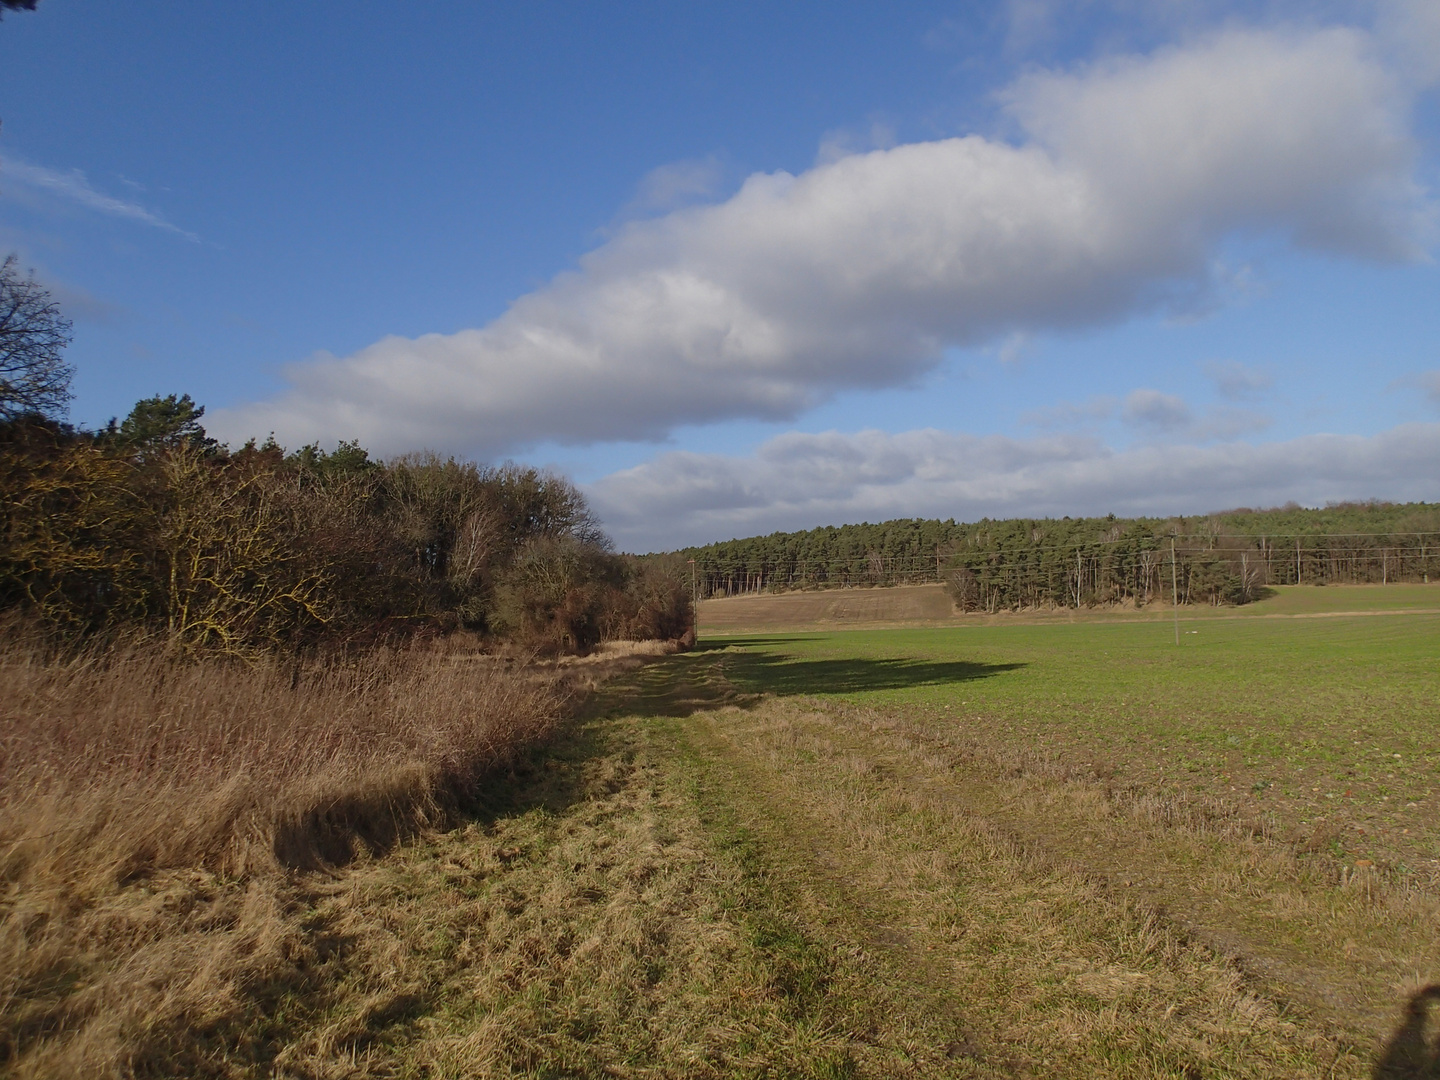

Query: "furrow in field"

xmin=674 ymin=693 xmax=1362 ymax=1078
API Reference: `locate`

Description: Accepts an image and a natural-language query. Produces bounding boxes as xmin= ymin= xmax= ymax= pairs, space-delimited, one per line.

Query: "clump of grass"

xmin=0 ymin=637 xmax=568 ymax=1074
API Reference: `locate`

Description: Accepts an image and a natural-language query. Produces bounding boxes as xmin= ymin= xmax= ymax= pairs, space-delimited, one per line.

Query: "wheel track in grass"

xmin=616 ymin=654 xmax=1375 ymax=1078
xmin=636 ymin=644 xmax=1440 ymax=1076
xmin=773 ymin=689 xmax=1439 ymax=1031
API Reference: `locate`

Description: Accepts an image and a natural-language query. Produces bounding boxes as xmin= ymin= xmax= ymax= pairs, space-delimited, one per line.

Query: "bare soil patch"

xmin=700 ymin=583 xmax=957 ymax=633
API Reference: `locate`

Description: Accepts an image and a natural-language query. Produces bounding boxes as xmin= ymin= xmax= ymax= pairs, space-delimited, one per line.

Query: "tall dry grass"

xmin=0 ymin=637 xmax=568 ymax=1075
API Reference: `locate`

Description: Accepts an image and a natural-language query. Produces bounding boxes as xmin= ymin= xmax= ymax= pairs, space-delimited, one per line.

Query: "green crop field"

xmin=711 ymin=589 xmax=1440 ymax=873
xmin=666 ymin=584 xmax=1440 ymax=1073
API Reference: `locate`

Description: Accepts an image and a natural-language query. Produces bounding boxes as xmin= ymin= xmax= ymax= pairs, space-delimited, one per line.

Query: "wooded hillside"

xmin=674 ymin=503 xmax=1440 ymax=610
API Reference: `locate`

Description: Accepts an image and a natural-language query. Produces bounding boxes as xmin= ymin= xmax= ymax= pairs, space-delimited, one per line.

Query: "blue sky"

xmin=3 ymin=1 xmax=1439 ymax=550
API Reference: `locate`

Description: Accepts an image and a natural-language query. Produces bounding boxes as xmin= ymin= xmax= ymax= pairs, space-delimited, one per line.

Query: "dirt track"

xmin=699 ymin=582 xmax=1440 ymax=634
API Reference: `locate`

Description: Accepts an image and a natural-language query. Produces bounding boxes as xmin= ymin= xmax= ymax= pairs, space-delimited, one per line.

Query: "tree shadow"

xmin=1374 ymin=985 xmax=1440 ymax=1079
xmin=445 ymin=640 xmax=1024 ymax=820
xmin=691 ymin=636 xmax=818 ymax=651
xmin=599 ymin=650 xmax=752 ymax=719
xmin=724 ymin=650 xmax=1025 ymax=697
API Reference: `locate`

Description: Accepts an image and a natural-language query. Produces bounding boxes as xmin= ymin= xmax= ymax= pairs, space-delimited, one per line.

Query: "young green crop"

xmin=708 ymin=588 xmax=1440 ymax=869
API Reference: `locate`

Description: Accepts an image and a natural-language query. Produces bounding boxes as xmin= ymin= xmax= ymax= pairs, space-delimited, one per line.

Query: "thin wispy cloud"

xmin=1187 ymin=406 xmax=1272 ymax=441
xmin=1027 ymin=388 xmax=1271 ymax=442
xmin=1203 ymin=359 xmax=1275 ymax=400
xmin=1021 ymin=395 xmax=1117 ymax=430
xmin=622 ymin=156 xmax=725 ymax=217
xmin=1122 ymin=389 xmax=1191 ymax=430
xmin=213 ymin=21 xmax=1435 ymax=457
xmin=0 ymin=155 xmax=198 ymax=241
xmin=1390 ymin=369 xmax=1440 ymax=406
xmin=589 ymin=422 xmax=1440 ymax=551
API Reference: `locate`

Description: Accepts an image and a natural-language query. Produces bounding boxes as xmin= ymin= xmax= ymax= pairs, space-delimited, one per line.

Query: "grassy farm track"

xmin=310 ymin=654 xmax=1363 ymax=1078
xmin=526 ymin=600 xmax=1438 ymax=1077
xmin=297 ymin=615 xmax=1433 ymax=1078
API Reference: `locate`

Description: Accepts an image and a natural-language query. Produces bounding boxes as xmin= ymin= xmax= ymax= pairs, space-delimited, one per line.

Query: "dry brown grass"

xmin=0 ymin=637 xmax=569 ymax=1075
xmin=272 ymin=721 xmax=873 ymax=1079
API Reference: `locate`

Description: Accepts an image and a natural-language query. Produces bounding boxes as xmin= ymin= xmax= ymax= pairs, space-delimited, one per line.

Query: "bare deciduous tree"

xmin=0 ymin=255 xmax=74 ymax=422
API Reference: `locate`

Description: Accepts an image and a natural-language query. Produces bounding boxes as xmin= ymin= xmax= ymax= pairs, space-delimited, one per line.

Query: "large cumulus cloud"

xmin=212 ymin=24 xmax=1432 ymax=456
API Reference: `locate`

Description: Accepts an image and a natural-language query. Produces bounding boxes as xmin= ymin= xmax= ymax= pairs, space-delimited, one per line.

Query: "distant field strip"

xmin=699 ymin=581 xmax=1440 ymax=633
xmin=701 ymin=583 xmax=958 ymax=632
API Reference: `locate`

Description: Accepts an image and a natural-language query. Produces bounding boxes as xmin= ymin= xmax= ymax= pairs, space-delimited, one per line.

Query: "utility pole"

xmin=688 ymin=559 xmax=697 ymax=643
xmin=1170 ymin=538 xmax=1180 ymax=646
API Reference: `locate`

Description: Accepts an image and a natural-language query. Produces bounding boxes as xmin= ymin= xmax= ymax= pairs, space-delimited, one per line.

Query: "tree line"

xmin=0 ymin=257 xmax=691 ymax=654
xmin=675 ymin=504 xmax=1440 ymax=610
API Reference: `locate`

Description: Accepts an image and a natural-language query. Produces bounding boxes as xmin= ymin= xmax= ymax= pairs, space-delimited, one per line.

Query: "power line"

xmin=690 ymin=530 xmax=1440 ymax=562
xmin=692 ymin=534 xmax=1439 ymax=600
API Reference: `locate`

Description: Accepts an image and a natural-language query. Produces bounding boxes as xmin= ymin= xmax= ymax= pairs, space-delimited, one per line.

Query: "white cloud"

xmin=1203 ymin=358 xmax=1274 ymax=400
xmin=1392 ymin=369 xmax=1440 ymax=405
xmin=0 ymin=156 xmax=198 ymax=241
xmin=1376 ymin=0 xmax=1440 ymax=85
xmin=213 ymin=23 xmax=1432 ymax=456
xmin=622 ymin=157 xmax=724 ymax=217
xmin=589 ymin=423 xmax=1440 ymax=551
xmin=1122 ymin=388 xmax=1192 ymax=429
xmin=998 ymin=26 xmax=1424 ymax=260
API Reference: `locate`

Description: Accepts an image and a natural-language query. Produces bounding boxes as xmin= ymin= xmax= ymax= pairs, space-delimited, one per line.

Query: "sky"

xmin=2 ymin=0 xmax=1438 ymax=551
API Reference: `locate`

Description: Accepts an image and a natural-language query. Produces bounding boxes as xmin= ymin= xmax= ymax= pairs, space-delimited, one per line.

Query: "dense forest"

xmin=675 ymin=503 xmax=1440 ymax=610
xmin=1 ymin=400 xmax=692 ymax=654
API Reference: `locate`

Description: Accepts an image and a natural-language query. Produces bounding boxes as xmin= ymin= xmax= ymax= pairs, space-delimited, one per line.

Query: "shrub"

xmin=0 ymin=414 xmax=692 ymax=654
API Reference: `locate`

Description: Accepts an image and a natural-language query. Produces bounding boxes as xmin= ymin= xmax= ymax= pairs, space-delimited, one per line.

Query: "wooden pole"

xmin=688 ymin=559 xmax=697 ymax=642
xmin=1171 ymin=539 xmax=1180 ymax=646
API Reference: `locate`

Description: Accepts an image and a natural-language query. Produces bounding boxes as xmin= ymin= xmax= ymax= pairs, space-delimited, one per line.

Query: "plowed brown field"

xmin=700 ymin=583 xmax=957 ymax=632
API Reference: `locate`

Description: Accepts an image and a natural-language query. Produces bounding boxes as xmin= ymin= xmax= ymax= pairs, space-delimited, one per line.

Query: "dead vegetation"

xmin=0 ymin=637 xmax=571 ymax=1075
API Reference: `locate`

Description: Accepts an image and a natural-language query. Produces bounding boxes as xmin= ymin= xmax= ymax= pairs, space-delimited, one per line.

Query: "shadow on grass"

xmin=599 ymin=637 xmax=1027 ymax=719
xmin=724 ymin=650 xmax=1025 ymax=696
xmin=467 ymin=638 xmax=1023 ymax=817
xmin=462 ymin=707 xmax=616 ymax=824
xmin=1374 ymin=984 xmax=1440 ymax=1079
